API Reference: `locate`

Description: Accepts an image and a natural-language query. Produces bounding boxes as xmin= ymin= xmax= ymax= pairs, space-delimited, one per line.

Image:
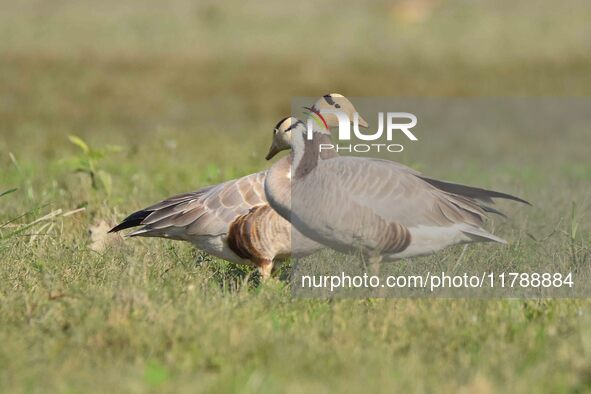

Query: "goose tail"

xmin=460 ymin=225 xmax=507 ymax=244
xmin=419 ymin=176 xmax=531 ymax=205
xmin=109 ymin=209 xmax=152 ymax=233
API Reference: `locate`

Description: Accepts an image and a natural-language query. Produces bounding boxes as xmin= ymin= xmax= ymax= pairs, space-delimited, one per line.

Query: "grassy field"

xmin=1 ymin=1 xmax=591 ymax=392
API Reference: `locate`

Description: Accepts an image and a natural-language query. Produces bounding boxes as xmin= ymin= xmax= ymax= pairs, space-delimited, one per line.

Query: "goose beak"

xmin=357 ymin=115 xmax=369 ymax=128
xmin=302 ymin=106 xmax=315 ymax=117
xmin=266 ymin=143 xmax=280 ymax=160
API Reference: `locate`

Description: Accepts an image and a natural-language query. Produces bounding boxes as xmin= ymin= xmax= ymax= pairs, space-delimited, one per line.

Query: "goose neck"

xmin=292 ymin=129 xmax=323 ymax=179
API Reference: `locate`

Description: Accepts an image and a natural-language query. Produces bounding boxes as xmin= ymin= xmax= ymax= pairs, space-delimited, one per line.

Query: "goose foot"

xmin=256 ymin=259 xmax=274 ymax=281
xmin=368 ymin=255 xmax=382 ymax=277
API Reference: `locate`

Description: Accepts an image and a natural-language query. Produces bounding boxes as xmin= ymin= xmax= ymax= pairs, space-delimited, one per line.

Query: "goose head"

xmin=265 ymin=116 xmax=304 ymax=160
xmin=305 ymin=93 xmax=369 ymax=129
xmin=265 ymin=94 xmax=367 ymax=160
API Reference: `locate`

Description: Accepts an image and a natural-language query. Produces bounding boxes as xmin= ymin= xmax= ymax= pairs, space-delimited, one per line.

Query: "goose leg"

xmin=256 ymin=259 xmax=274 ymax=281
xmin=368 ymin=254 xmax=382 ymax=277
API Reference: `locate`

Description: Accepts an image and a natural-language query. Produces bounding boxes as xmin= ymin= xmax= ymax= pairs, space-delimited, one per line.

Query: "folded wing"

xmin=110 ymin=171 xmax=268 ymax=239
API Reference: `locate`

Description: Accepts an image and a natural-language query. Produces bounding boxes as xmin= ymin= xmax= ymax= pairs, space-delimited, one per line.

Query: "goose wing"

xmin=296 ymin=157 xmax=487 ymax=231
xmin=111 ymin=171 xmax=268 ymax=238
xmin=363 ymin=157 xmax=529 ymax=206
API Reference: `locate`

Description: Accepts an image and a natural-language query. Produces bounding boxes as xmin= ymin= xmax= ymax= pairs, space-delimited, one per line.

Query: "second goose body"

xmin=264 ymin=116 xmax=529 ymax=267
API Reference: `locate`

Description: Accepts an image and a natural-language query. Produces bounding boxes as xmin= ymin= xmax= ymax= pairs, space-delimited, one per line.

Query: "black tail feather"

xmin=109 ymin=209 xmax=152 ymax=233
xmin=479 ymin=204 xmax=507 ymax=218
xmin=419 ymin=176 xmax=531 ymax=205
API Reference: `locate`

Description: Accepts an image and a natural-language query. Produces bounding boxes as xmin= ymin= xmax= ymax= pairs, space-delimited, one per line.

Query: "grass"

xmin=1 ymin=1 xmax=591 ymax=392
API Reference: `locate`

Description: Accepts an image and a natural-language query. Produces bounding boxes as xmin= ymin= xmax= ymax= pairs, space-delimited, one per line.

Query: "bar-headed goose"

xmin=110 ymin=94 xmax=365 ymax=279
xmin=264 ymin=116 xmax=530 ymax=269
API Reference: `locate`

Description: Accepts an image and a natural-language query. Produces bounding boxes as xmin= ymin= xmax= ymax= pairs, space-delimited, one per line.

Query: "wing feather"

xmin=297 ymin=157 xmax=487 ymax=230
xmin=112 ymin=171 xmax=269 ymax=239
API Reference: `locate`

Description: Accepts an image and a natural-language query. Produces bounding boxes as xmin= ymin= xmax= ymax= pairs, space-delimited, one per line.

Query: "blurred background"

xmin=1 ymin=0 xmax=590 ymax=160
xmin=2 ymin=0 xmax=590 ymax=199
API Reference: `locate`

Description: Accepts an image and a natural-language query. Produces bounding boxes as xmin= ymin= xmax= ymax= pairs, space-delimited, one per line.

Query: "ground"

xmin=0 ymin=1 xmax=590 ymax=392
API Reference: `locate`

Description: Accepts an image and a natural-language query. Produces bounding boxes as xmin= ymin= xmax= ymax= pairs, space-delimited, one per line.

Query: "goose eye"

xmin=335 ymin=104 xmax=341 ymax=109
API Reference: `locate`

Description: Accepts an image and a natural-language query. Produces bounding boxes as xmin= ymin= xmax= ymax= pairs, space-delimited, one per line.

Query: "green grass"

xmin=1 ymin=1 xmax=591 ymax=392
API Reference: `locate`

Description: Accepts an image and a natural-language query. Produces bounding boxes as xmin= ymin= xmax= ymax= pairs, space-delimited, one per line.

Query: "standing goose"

xmin=110 ymin=94 xmax=367 ymax=279
xmin=264 ymin=113 xmax=530 ymax=269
